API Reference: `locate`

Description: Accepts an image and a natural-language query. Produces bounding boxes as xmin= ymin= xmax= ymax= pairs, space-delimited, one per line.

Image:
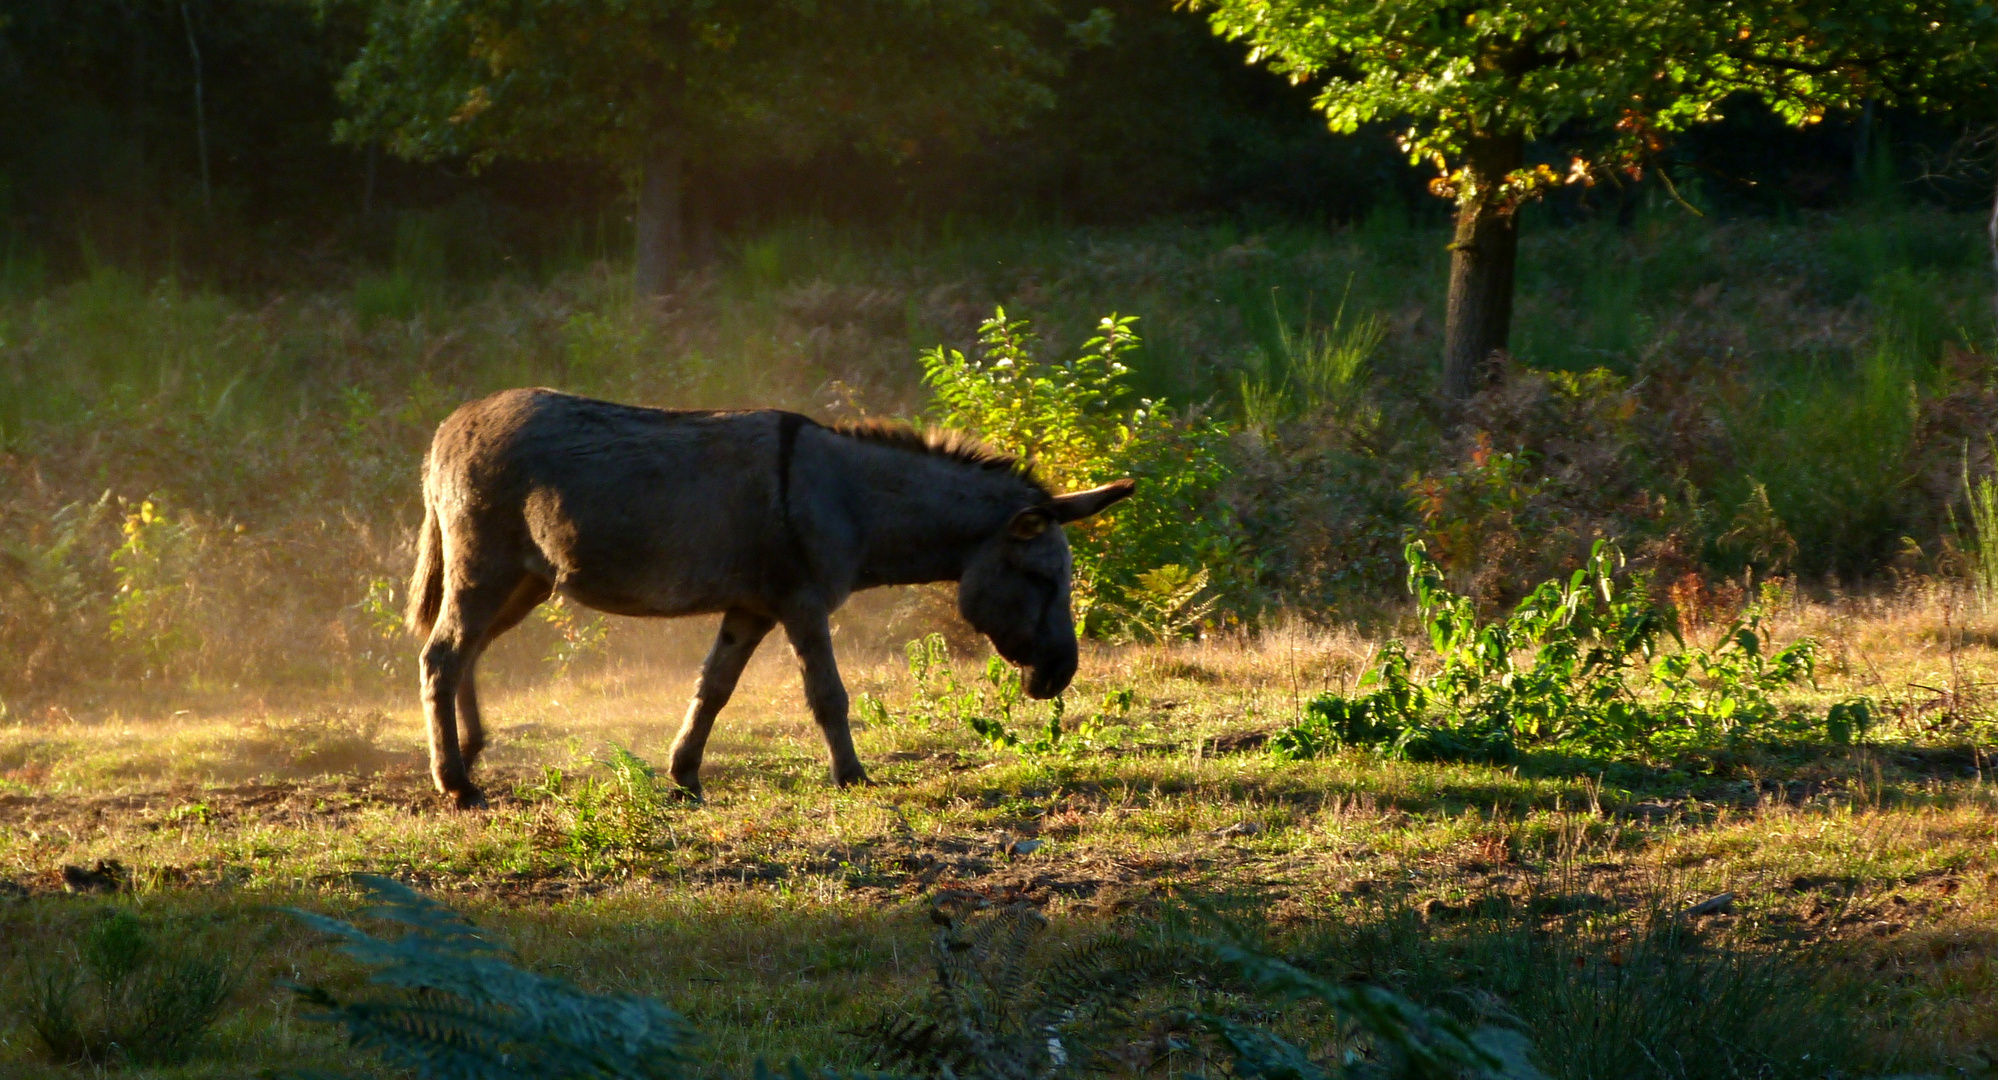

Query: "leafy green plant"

xmin=108 ymin=496 xmax=202 ymax=675
xmin=1272 ymin=540 xmax=1852 ymax=764
xmin=289 ymin=875 xmax=698 ymax=1080
xmin=1103 ymin=564 xmax=1219 ymax=644
xmin=898 ymin=634 xmax=1074 ymax=752
xmin=355 ymin=576 xmax=409 ymax=677
xmin=521 ymin=745 xmax=669 ymax=875
xmin=22 ymin=908 xmax=239 ymax=1067
xmin=920 ymin=308 xmax=1245 ymax=632
xmin=905 ymin=633 xmax=981 ymax=732
xmin=539 ymin=595 xmax=611 ymax=679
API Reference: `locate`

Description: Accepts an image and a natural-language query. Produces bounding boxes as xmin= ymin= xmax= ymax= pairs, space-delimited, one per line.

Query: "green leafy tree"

xmin=1187 ymin=0 xmax=1998 ymax=399
xmin=338 ymin=0 xmax=1064 ymax=295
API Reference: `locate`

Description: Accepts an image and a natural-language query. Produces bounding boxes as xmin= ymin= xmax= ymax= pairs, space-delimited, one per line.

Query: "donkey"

xmin=405 ymin=387 xmax=1135 ymax=808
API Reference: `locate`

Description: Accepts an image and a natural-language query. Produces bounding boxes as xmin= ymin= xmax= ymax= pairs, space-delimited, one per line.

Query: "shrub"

xmin=920 ymin=308 xmax=1245 ymax=636
xmin=21 ymin=907 xmax=239 ymax=1067
xmin=1271 ymin=540 xmax=1864 ymax=764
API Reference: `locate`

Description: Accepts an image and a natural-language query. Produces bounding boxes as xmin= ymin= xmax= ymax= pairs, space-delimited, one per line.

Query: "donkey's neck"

xmin=828 ymin=436 xmax=1040 ymax=588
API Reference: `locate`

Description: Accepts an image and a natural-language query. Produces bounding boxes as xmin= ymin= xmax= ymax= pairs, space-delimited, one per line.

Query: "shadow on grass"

xmin=1191 ymin=893 xmax=1880 ymax=1080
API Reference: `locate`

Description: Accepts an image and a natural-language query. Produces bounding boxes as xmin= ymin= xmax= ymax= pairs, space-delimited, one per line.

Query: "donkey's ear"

xmin=1047 ymin=479 xmax=1137 ymax=524
xmin=1007 ymin=507 xmax=1053 ymax=540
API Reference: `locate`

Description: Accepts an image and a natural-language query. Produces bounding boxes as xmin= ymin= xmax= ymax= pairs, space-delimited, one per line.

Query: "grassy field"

xmin=5 ymin=205 xmax=1998 ymax=1077
xmin=6 ymin=587 xmax=1998 ymax=1077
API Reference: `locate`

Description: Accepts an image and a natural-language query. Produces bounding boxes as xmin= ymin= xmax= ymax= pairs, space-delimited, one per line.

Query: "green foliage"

xmin=22 ymin=908 xmax=239 ymax=1067
xmin=338 ymin=0 xmax=1063 ymax=175
xmin=538 ymin=595 xmax=611 ymax=678
xmin=1240 ymin=285 xmax=1385 ymax=432
xmin=289 ymin=875 xmax=699 ymax=1080
xmin=1189 ymin=0 xmax=1995 ymax=200
xmin=521 ymin=745 xmax=669 ymax=875
xmin=1963 ymin=455 xmax=1998 ymax=605
xmin=1272 ymin=540 xmax=1860 ymax=764
xmin=356 ymin=576 xmax=410 ymax=678
xmin=108 ymin=496 xmax=202 ymax=674
xmin=901 ymin=633 xmax=1034 ymax=750
xmin=920 ymin=307 xmax=1245 ymax=629
xmin=1103 ymin=564 xmax=1219 ymax=644
xmin=898 ymin=634 xmax=1136 ymax=753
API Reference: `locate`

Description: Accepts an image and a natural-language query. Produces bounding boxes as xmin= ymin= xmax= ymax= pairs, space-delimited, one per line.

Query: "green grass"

xmin=6 ymin=621 xmax=1998 ymax=1076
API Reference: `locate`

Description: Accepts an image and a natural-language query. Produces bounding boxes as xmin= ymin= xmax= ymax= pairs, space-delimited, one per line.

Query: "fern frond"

xmin=288 ymin=875 xmax=699 ymax=1080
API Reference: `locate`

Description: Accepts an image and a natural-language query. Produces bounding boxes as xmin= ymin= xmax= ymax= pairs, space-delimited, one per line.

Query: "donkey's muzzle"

xmin=1025 ymin=650 xmax=1076 ymax=700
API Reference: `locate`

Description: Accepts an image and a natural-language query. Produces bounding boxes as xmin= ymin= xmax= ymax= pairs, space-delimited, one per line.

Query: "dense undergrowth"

xmin=1 ymin=204 xmax=1995 ymax=711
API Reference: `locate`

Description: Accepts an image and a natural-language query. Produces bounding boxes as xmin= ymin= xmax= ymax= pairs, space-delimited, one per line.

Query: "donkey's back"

xmin=420 ymin=388 xmax=799 ymax=621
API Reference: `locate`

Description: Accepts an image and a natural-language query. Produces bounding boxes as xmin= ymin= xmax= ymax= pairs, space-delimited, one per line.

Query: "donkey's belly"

xmin=526 ymin=500 xmax=777 ymax=619
xmin=553 ymin=569 xmax=750 ymax=620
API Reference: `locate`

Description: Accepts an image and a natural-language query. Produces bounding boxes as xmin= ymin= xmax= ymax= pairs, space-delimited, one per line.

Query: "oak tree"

xmin=1189 ymin=0 xmax=1998 ymax=399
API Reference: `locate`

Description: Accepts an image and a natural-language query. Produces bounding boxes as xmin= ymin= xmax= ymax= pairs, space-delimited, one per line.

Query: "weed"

xmin=539 ymin=594 xmax=611 ymax=678
xmin=1272 ymin=541 xmax=1858 ymax=764
xmin=1104 ymin=564 xmax=1219 ymax=644
xmin=108 ymin=496 xmax=202 ymax=676
xmin=20 ymin=908 xmax=239 ymax=1067
xmin=906 ymin=633 xmax=981 ymax=731
xmin=1962 ymin=454 xmax=1998 ymax=606
xmin=898 ymin=634 xmax=1066 ymax=752
xmin=522 ymin=745 xmax=670 ymax=875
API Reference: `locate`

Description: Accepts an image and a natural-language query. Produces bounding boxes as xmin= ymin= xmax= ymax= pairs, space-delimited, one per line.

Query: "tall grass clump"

xmin=1964 ymin=458 xmax=1998 ymax=604
xmin=19 ymin=908 xmax=240 ymax=1068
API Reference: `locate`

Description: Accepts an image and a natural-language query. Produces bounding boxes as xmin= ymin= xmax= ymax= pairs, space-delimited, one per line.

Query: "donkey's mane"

xmin=831 ymin=418 xmax=1050 ymax=497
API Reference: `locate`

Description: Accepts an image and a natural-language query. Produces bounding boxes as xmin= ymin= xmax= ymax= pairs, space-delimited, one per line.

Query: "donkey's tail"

xmin=407 ymin=497 xmax=444 ymax=638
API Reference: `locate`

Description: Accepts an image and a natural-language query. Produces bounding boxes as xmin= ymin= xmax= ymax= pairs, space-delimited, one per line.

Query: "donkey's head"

xmin=959 ymin=479 xmax=1137 ymax=699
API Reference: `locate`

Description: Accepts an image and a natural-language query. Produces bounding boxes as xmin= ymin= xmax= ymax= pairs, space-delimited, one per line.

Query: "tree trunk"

xmin=1442 ymin=133 xmax=1525 ymax=402
xmin=180 ymin=1 xmax=210 ymax=213
xmin=687 ymin=169 xmax=718 ymax=267
xmin=1989 ymin=164 xmax=1998 ymax=327
xmin=633 ymin=136 xmax=684 ymax=298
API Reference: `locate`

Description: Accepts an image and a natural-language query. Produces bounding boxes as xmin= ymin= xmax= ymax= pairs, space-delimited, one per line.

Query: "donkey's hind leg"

xmin=422 ymin=573 xmax=526 ymax=810
xmin=668 ymin=608 xmax=776 ymax=797
xmin=455 ymin=574 xmax=553 ymax=771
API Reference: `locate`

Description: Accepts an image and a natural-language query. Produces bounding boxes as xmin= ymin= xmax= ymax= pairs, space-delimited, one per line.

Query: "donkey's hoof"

xmin=449 ymin=785 xmax=488 ymax=811
xmin=668 ymin=780 xmax=705 ymax=803
xmin=833 ymin=769 xmax=874 ymax=789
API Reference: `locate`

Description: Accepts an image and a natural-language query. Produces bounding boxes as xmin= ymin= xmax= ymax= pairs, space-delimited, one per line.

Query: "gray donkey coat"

xmin=406 ymin=388 xmax=1134 ymax=808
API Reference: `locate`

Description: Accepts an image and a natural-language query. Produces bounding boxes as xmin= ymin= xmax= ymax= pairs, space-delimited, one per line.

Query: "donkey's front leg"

xmin=668 ymin=608 xmax=776 ymax=797
xmin=782 ymin=610 xmax=870 ymax=787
